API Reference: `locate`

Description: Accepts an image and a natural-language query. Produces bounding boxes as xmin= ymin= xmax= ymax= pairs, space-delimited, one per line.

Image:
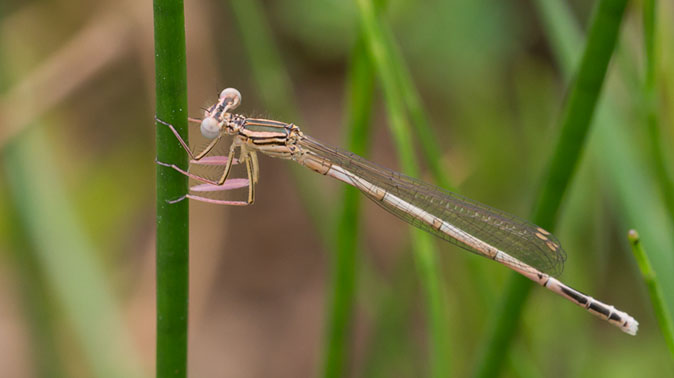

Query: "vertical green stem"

xmin=1 ymin=8 xmax=143 ymax=377
xmin=541 ymin=0 xmax=674 ymax=311
xmin=472 ymin=0 xmax=629 ymax=377
xmin=322 ymin=36 xmax=376 ymax=378
xmin=5 ymin=211 xmax=66 ymax=378
xmin=229 ymin=0 xmax=298 ymax=118
xmin=381 ymin=29 xmax=452 ymax=191
xmin=227 ymin=1 xmax=370 ymax=375
xmin=153 ymin=0 xmax=189 ymax=376
xmin=4 ymin=131 xmax=144 ymax=378
xmin=642 ymin=1 xmax=674 ymax=228
xmin=530 ymin=0 xmax=628 ymax=228
xmin=375 ymin=0 xmax=499 ymax=313
xmin=354 ymin=0 xmax=451 ymax=376
xmin=0 ymin=10 xmax=64 ymax=376
xmin=628 ymin=230 xmax=674 ymax=361
xmin=229 ymin=0 xmax=334 ymax=245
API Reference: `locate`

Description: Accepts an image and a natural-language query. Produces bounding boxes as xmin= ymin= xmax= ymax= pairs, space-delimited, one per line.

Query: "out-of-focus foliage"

xmin=1 ymin=0 xmax=672 ymax=377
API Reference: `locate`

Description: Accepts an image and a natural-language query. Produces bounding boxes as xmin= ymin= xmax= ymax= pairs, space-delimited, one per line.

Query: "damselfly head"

xmin=199 ymin=88 xmax=242 ymax=139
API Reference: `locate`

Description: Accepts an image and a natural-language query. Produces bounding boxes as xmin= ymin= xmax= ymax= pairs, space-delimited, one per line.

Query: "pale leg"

xmin=155 ymin=116 xmax=221 ymax=161
xmin=244 ymin=150 xmax=256 ymax=204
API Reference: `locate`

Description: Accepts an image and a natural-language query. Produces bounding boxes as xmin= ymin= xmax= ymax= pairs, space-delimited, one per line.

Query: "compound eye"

xmin=219 ymin=88 xmax=242 ymax=109
xmin=200 ymin=117 xmax=220 ymax=139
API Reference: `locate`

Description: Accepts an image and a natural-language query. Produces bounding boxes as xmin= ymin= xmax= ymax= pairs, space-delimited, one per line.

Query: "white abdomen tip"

xmin=623 ymin=317 xmax=639 ymax=336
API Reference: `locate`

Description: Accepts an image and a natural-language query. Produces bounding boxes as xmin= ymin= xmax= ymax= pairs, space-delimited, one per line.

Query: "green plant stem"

xmin=153 ymin=0 xmax=189 ymax=376
xmin=531 ymin=0 xmax=628 ymax=228
xmin=472 ymin=1 xmax=629 ymax=377
xmin=0 ymin=17 xmax=65 ymax=377
xmin=373 ymin=0 xmax=503 ymax=316
xmin=322 ymin=35 xmax=376 ymax=378
xmin=228 ymin=0 xmax=333 ymax=245
xmin=380 ymin=27 xmax=452 ymax=191
xmin=5 ymin=207 xmax=66 ymax=378
xmin=228 ymin=0 xmax=297 ymax=118
xmin=354 ymin=0 xmax=451 ymax=376
xmin=4 ymin=130 xmax=144 ymax=378
xmin=540 ymin=0 xmax=674 ymax=310
xmin=628 ymin=230 xmax=674 ymax=360
xmin=227 ymin=2 xmax=375 ymax=376
xmin=362 ymin=255 xmax=418 ymax=377
xmin=642 ymin=1 xmax=674 ymax=229
xmin=1 ymin=13 xmax=143 ymax=377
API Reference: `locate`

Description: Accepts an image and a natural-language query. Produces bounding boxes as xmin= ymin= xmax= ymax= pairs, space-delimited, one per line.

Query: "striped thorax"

xmin=199 ymin=88 xmax=302 ymax=159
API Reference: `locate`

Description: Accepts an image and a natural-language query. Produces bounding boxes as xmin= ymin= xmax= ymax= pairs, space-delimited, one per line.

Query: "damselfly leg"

xmin=242 ymin=147 xmax=257 ymax=204
xmin=155 ymin=116 xmax=255 ymax=205
xmin=155 ymin=116 xmax=221 ymax=161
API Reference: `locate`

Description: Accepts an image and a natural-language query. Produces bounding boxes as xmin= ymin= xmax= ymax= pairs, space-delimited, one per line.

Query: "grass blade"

xmin=628 ymin=230 xmax=674 ymax=360
xmin=229 ymin=0 xmax=334 ymax=244
xmin=0 ymin=12 xmax=144 ymax=377
xmin=373 ymin=0 xmax=502 ymax=314
xmin=3 ymin=129 xmax=144 ymax=378
xmin=228 ymin=2 xmax=370 ymax=375
xmin=473 ymin=0 xmax=629 ymax=377
xmin=539 ymin=0 xmax=674 ymax=307
xmin=379 ymin=27 xmax=452 ymax=191
xmin=153 ymin=0 xmax=190 ymax=375
xmin=4 ymin=209 xmax=66 ymax=377
xmin=227 ymin=2 xmax=368 ymax=375
xmin=228 ymin=0 xmax=298 ymax=118
xmin=530 ymin=0 xmax=628 ymax=229
xmin=354 ymin=0 xmax=451 ymax=376
xmin=642 ymin=1 xmax=674 ymax=229
xmin=322 ymin=35 xmax=376 ymax=378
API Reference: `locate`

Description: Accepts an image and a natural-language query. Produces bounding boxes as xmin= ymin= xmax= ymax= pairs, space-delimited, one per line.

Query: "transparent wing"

xmin=298 ymin=136 xmax=566 ymax=276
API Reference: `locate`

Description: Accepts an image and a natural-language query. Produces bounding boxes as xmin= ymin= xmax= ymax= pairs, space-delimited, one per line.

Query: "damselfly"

xmin=156 ymin=88 xmax=638 ymax=335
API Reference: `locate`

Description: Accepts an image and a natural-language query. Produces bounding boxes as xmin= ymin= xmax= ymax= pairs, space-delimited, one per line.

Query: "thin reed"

xmin=474 ymin=0 xmax=630 ymax=376
xmin=153 ymin=0 xmax=190 ymax=376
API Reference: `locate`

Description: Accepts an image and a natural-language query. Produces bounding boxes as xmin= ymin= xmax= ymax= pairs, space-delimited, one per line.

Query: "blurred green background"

xmin=1 ymin=0 xmax=673 ymax=377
